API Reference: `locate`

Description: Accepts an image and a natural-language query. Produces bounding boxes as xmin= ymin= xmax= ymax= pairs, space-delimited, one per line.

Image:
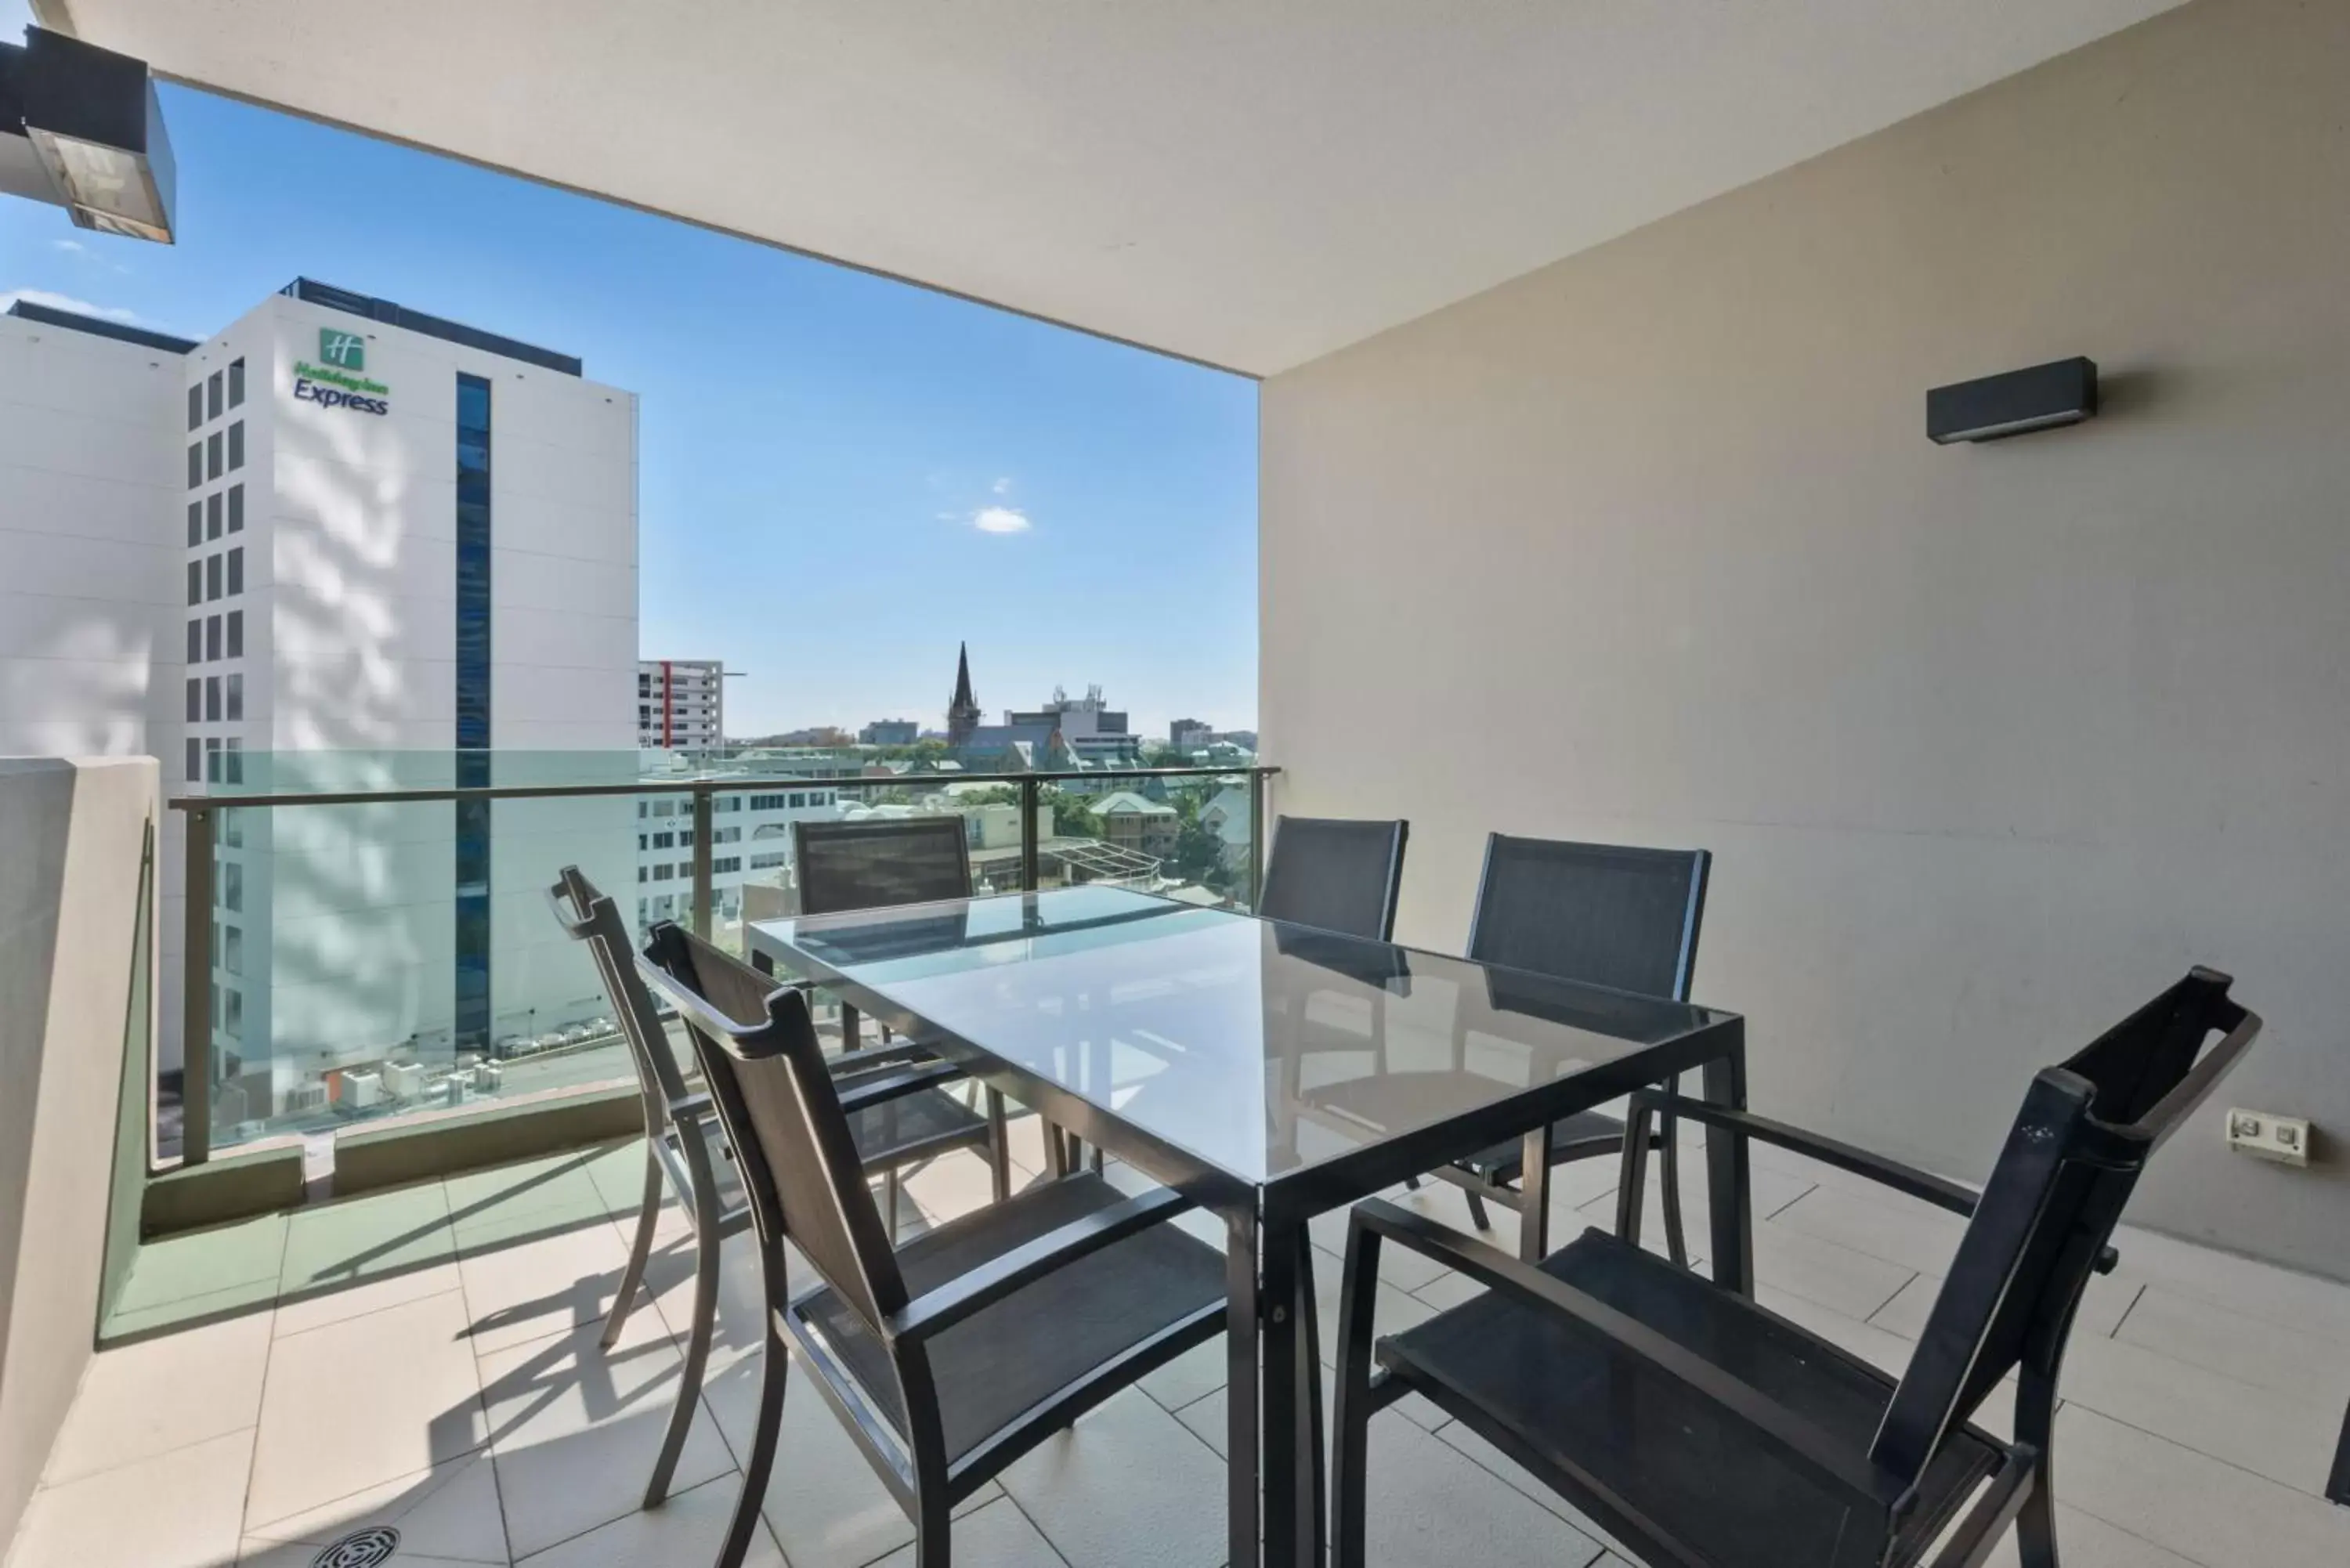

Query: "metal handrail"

xmin=172 ymin=763 xmax=1274 ymax=1165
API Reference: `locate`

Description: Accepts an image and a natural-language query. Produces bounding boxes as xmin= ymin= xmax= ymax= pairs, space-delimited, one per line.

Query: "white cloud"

xmin=0 ymin=287 xmax=140 ymax=323
xmin=971 ymin=505 xmax=1031 ymax=535
xmin=52 ymin=239 xmax=89 ymax=255
xmin=991 ymin=475 xmax=1013 ymax=496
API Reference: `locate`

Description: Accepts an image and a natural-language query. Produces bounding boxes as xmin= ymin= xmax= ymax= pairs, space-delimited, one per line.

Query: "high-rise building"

xmin=2 ymin=282 xmax=638 ymax=1119
xmin=638 ymin=658 xmax=725 ymax=749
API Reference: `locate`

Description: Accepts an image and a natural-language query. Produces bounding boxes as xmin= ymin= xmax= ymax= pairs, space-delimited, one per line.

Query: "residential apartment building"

xmin=638 ymin=657 xmax=725 ymax=749
xmin=1 ymin=283 xmax=639 ymax=1128
xmin=631 ymin=748 xmax=869 ymax=934
xmin=1007 ymin=683 xmax=1143 ymax=766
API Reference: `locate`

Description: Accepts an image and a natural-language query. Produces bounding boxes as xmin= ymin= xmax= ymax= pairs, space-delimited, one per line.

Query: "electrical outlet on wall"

xmin=2225 ymin=1108 xmax=2312 ymax=1168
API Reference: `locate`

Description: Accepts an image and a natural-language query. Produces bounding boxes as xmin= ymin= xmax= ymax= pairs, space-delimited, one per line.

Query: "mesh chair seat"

xmin=1379 ymin=1229 xmax=2001 ymax=1568
xmin=840 ymin=1073 xmax=993 ymax=1171
xmin=791 ymin=1172 xmax=1225 ymax=1463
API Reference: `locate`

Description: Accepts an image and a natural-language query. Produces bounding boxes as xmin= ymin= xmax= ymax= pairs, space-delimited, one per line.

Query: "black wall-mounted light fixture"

xmin=1927 ymin=356 xmax=2097 ymax=443
xmin=0 ymin=26 xmax=176 ymax=244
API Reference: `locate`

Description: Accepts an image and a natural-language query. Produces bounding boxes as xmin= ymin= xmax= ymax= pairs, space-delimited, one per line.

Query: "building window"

xmin=204 ymin=675 xmax=220 ymax=721
xmin=749 ymin=851 xmax=789 ymax=871
xmin=638 ymin=866 xmax=649 ymax=883
xmin=454 ymin=372 xmax=494 ymax=1051
xmin=228 ymin=421 xmax=244 ymax=471
xmin=186 ymin=678 xmax=201 ymax=722
xmin=222 ymin=862 xmax=243 ymax=913
xmin=207 ymin=432 xmax=222 ymax=480
xmin=205 ymin=554 xmax=222 ymax=601
xmin=653 ymin=864 xmax=675 ymax=882
xmin=185 ymin=738 xmax=200 ymax=781
xmin=652 ymin=831 xmax=674 ymax=850
xmin=223 ymin=738 xmax=243 ymax=785
xmin=204 ymin=736 xmax=221 ymax=782
xmin=712 ymin=856 xmax=742 ymax=875
xmin=220 ymin=807 xmax=242 ymax=849
xmin=187 ymin=501 xmax=201 ymax=547
xmin=186 ymin=562 xmax=201 ymax=605
xmin=226 ymin=673 xmax=243 ymax=721
xmin=187 ymin=620 xmax=202 ymax=663
xmin=187 ymin=385 xmax=203 ymax=431
xmin=222 ymin=924 xmax=242 ymax=977
xmin=228 ymin=484 xmax=244 ymax=532
xmin=228 ymin=358 xmax=245 ymax=407
xmin=223 ymin=988 xmax=242 ymax=1042
xmin=226 ymin=547 xmax=244 ymax=595
xmin=226 ymin=611 xmax=242 ymax=658
xmin=188 ymin=443 xmax=202 ymax=489
xmin=207 ymin=492 xmax=222 ymax=540
xmin=207 ymin=370 xmax=222 ymax=421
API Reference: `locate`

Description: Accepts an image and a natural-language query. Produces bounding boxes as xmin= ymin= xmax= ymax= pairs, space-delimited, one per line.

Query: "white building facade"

xmin=1 ymin=283 xmax=639 ymax=1133
xmin=637 ymin=657 xmax=725 ymax=748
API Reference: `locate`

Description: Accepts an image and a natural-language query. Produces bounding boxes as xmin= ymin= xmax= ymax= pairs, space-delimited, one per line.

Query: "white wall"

xmin=1261 ymin=0 xmax=2350 ymax=1277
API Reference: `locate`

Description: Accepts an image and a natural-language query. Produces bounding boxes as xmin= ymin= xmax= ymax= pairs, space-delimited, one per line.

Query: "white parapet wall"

xmin=0 ymin=757 xmax=157 ymax=1556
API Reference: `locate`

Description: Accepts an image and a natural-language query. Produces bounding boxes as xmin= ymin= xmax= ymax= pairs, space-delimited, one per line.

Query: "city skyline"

xmin=0 ymin=0 xmax=1260 ymax=741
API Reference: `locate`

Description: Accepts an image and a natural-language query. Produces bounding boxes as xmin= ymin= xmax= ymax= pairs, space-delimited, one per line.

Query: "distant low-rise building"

xmin=1092 ymin=789 xmax=1181 ymax=858
xmin=860 ymin=718 xmax=919 ymax=745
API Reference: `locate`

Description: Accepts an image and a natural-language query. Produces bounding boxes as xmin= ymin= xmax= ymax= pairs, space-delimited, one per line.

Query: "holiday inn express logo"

xmin=318 ymin=328 xmax=367 ymax=371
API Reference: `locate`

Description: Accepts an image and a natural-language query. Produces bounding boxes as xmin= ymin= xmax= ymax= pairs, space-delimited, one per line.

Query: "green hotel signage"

xmin=317 ymin=327 xmax=367 ymax=370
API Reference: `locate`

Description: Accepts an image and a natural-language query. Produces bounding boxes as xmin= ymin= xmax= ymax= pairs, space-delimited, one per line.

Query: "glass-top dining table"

xmin=749 ymin=884 xmax=1751 ymax=1568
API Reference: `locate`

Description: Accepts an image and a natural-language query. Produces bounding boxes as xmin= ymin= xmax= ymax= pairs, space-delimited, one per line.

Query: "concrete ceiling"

xmin=40 ymin=0 xmax=2183 ymax=375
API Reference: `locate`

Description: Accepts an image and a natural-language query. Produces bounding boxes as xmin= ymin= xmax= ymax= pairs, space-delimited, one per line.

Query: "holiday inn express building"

xmin=2 ymin=280 xmax=638 ymax=1120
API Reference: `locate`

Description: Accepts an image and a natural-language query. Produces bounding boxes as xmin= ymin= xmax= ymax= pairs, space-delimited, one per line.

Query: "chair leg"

xmin=1331 ymin=1223 xmax=1383 ymax=1568
xmin=602 ymin=1144 xmax=664 ymax=1349
xmin=2014 ymin=1367 xmax=2061 ymax=1568
xmin=715 ymin=1328 xmax=789 ymax=1568
xmin=1463 ymin=1189 xmax=1491 ymax=1231
xmin=1659 ymin=1123 xmax=1690 ymax=1270
xmin=914 ymin=1487 xmax=953 ymax=1568
xmin=884 ymin=1167 xmax=902 ymax=1244
xmin=1401 ymin=1175 xmax=1421 ymax=1190
xmin=985 ymin=1089 xmax=1011 ymax=1203
xmin=645 ymin=1204 xmax=724 ymax=1507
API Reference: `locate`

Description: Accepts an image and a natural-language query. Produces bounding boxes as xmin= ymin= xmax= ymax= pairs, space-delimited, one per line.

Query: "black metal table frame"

xmin=748 ymin=916 xmax=1752 ymax=1568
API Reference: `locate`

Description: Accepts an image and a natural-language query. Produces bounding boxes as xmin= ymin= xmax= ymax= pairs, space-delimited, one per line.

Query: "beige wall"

xmin=1261 ymin=0 xmax=2350 ymax=1277
xmin=0 ymin=758 xmax=155 ymax=1552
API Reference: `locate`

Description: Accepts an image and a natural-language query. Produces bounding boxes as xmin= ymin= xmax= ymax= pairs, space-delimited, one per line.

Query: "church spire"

xmin=948 ymin=642 xmax=982 ymax=745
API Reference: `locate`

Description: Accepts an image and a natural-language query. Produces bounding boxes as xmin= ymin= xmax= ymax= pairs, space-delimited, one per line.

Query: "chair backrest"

xmin=547 ymin=865 xmax=692 ymax=1117
xmin=1256 ymin=816 xmax=1408 ymax=941
xmin=638 ymin=919 xmax=909 ymax=1331
xmin=793 ymin=816 xmax=973 ymax=916
xmin=1870 ymin=968 xmax=2260 ymax=1484
xmin=1466 ymin=835 xmax=1709 ymax=1000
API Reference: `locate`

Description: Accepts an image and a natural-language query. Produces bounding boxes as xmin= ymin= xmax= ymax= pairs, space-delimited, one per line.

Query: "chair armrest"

xmin=886 ymin=1187 xmax=1197 ymax=1344
xmin=1625 ymin=1090 xmax=1979 ymax=1219
xmin=1349 ymin=1198 xmax=1905 ymax=1510
xmin=835 ymin=1058 xmax=967 ymax=1112
xmin=666 ymin=1089 xmax=714 ymax=1122
xmin=831 ymin=1041 xmax=944 ymax=1076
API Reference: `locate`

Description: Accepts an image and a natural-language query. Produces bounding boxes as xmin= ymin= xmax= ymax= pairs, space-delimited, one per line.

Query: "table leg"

xmin=1225 ymin=1208 xmax=1261 ymax=1568
xmin=2326 ymin=1391 xmax=2348 ymax=1505
xmin=1518 ymin=1122 xmax=1554 ymax=1262
xmin=1701 ymin=1024 xmax=1755 ymax=1294
xmin=1259 ymin=1214 xmax=1324 ymax=1568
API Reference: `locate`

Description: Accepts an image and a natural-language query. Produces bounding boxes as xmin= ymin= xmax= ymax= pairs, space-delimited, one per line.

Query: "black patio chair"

xmin=1333 ymin=966 xmax=2261 ymax=1568
xmin=1256 ymin=815 xmax=1409 ymax=941
xmin=1425 ymin=835 xmax=1711 ymax=1254
xmin=785 ymin=816 xmax=976 ymax=1052
xmin=638 ymin=920 xmax=1227 ymax=1568
xmin=548 ymin=868 xmax=1006 ymax=1507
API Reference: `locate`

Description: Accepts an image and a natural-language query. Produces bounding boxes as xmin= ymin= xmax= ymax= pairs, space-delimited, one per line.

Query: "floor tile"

xmin=1748 ymin=1217 xmax=1915 ymax=1321
xmin=446 ymin=1154 xmax=610 ymax=1245
xmin=1311 ymin=1246 xmax=1437 ymax=1368
xmin=2105 ymin=1224 xmax=2350 ymax=1346
xmin=1358 ymin=1413 xmax=1603 ymax=1568
xmin=1766 ymin=1181 xmax=1968 ymax=1277
xmin=109 ymin=1214 xmax=288 ymax=1319
xmin=1173 ymin=1357 xmax=1449 ymax=1459
xmin=237 ymin=1539 xmax=485 ymax=1568
xmin=9 ymin=1429 xmax=251 ymax=1568
xmin=43 ymin=1310 xmax=274 ymax=1486
xmin=2049 ymin=1403 xmax=2350 ymax=1565
xmin=870 ymin=1497 xmax=1063 ymax=1568
xmin=476 ymin=1312 xmax=734 ymax=1560
xmin=1872 ymin=1263 xmax=2138 ymax=1342
xmin=577 ymin=1137 xmax=663 ymax=1220
xmin=2115 ymin=1284 xmax=2350 ymax=1406
xmin=1974 ymin=1500 xmax=2203 ymax=1567
xmin=102 ymin=1281 xmax=279 ymax=1343
xmin=456 ymin=1216 xmax=634 ymax=1356
xmin=1000 ymin=1389 xmax=1229 ymax=1568
xmin=277 ymin=1181 xmax=456 ymax=1306
xmin=237 ymin=1452 xmax=506 ymax=1563
xmin=1137 ymin=1334 xmax=1231 ymax=1414
xmin=244 ymin=1289 xmax=487 ymax=1532
xmin=509 ymin=1472 xmax=785 ymax=1567
xmin=273 ymin=1261 xmax=465 ymax=1340
xmin=2056 ymin=1328 xmax=2342 ymax=1494
xmin=700 ymin=1345 xmax=937 ymax=1568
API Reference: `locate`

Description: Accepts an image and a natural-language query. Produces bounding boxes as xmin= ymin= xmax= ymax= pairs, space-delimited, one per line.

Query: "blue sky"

xmin=0 ymin=13 xmax=1258 ymax=740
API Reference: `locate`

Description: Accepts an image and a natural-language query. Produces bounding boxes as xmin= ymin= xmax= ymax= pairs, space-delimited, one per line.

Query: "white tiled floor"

xmin=9 ymin=1119 xmax=2348 ymax=1568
